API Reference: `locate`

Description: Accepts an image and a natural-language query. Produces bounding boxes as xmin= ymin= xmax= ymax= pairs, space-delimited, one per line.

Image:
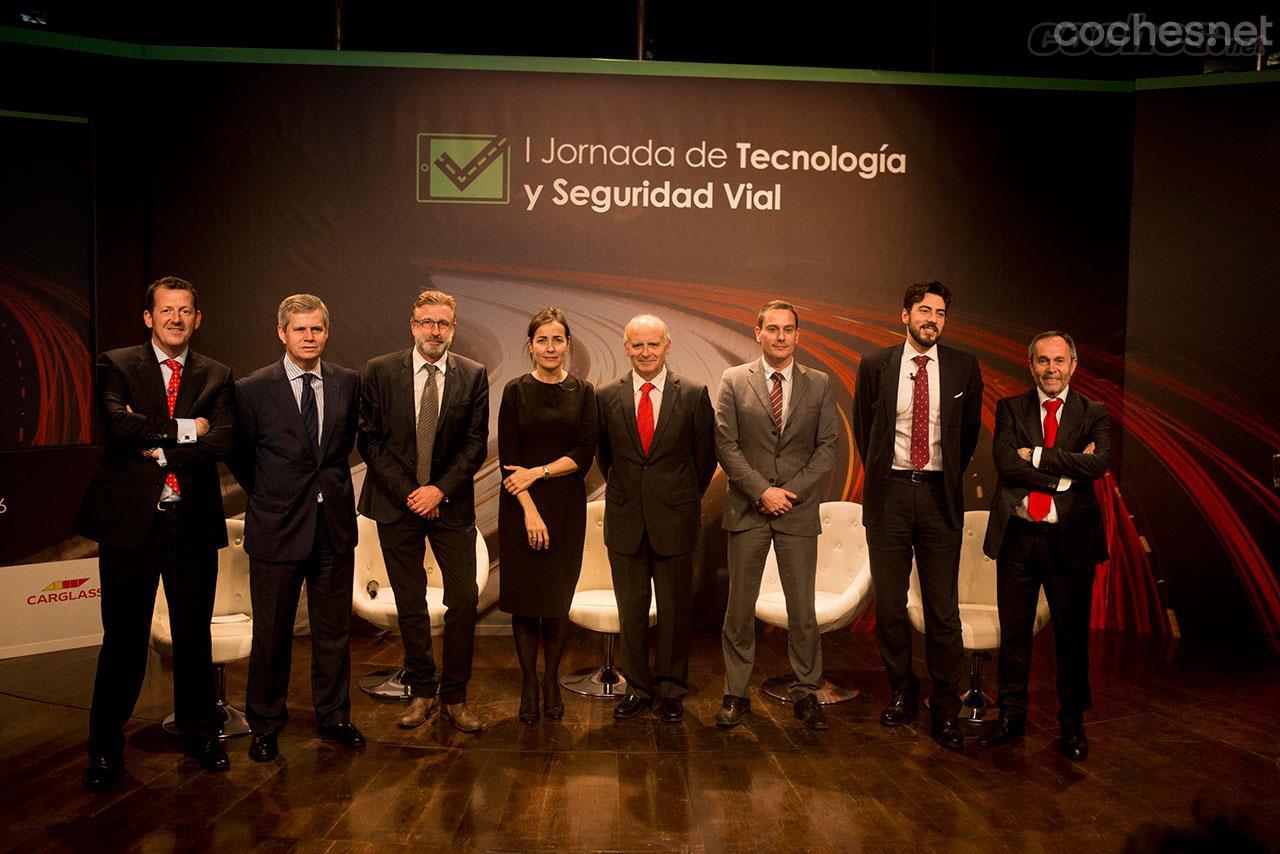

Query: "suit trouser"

xmin=90 ymin=503 xmax=218 ymax=757
xmin=246 ymin=504 xmax=354 ymax=734
xmin=996 ymin=517 xmax=1095 ymax=719
xmin=376 ymin=515 xmax=478 ymax=704
xmin=722 ymin=523 xmax=821 ymax=702
xmin=867 ymin=475 xmax=964 ymax=720
xmin=608 ymin=532 xmax=694 ymax=701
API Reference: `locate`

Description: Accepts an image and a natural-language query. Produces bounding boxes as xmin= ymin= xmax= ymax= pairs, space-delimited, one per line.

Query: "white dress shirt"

xmin=760 ymin=357 xmax=794 ymax=430
xmin=1015 ymin=386 xmax=1074 ymax=523
xmin=891 ymin=340 xmax=942 ymax=471
xmin=151 ymin=343 xmax=197 ymax=502
xmin=633 ymin=366 xmax=667 ymax=428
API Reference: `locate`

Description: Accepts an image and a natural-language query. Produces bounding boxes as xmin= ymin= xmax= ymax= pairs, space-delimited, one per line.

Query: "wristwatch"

xmin=542 ymin=465 xmax=550 ymax=479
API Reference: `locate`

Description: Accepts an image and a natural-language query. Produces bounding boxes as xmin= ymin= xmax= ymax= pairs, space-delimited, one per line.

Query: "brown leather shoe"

xmin=397 ymin=696 xmax=437 ymax=729
xmin=442 ymin=702 xmax=484 ymax=733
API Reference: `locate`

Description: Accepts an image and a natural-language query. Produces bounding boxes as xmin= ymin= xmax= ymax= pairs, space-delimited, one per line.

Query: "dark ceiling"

xmin=4 ymin=2 xmax=1277 ymax=80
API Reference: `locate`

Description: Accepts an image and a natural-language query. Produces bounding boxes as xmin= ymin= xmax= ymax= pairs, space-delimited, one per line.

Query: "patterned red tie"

xmin=163 ymin=359 xmax=182 ymax=496
xmin=769 ymin=371 xmax=783 ymax=432
xmin=1027 ymin=398 xmax=1063 ymax=521
xmin=909 ymin=355 xmax=930 ymax=469
xmin=637 ymin=381 xmax=655 ymax=455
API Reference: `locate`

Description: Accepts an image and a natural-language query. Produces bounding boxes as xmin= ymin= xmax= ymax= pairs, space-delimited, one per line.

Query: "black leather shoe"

xmin=612 ymin=694 xmax=651 ymax=721
xmin=186 ymin=738 xmax=231 ymax=771
xmin=82 ymin=753 xmax=122 ymax=792
xmin=658 ymin=698 xmax=684 ymax=723
xmin=977 ymin=715 xmax=1026 ymax=748
xmin=930 ymin=717 xmax=965 ymax=751
xmin=714 ymin=694 xmax=750 ymax=728
xmin=794 ymin=694 xmax=828 ymax=731
xmin=248 ymin=732 xmax=278 ymax=762
xmin=880 ymin=690 xmax=919 ymax=726
xmin=318 ymin=722 xmax=366 ymax=749
xmin=1060 ymin=714 xmax=1088 ymax=761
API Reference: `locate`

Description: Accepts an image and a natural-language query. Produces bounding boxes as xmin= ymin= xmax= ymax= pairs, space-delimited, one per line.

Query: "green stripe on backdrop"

xmin=4 ymin=24 xmax=1277 ymax=92
xmin=0 ymin=108 xmax=89 ymax=124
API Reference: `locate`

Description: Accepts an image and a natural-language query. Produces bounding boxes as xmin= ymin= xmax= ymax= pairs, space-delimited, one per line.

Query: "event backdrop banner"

xmin=0 ymin=44 xmax=1275 ymax=651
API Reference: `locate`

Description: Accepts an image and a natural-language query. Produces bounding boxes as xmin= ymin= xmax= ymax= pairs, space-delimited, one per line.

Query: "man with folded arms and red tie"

xmin=596 ymin=314 xmax=717 ymax=723
xmin=978 ymin=331 xmax=1109 ymax=761
xmin=75 ymin=276 xmax=236 ymax=790
xmin=852 ymin=282 xmax=984 ymax=750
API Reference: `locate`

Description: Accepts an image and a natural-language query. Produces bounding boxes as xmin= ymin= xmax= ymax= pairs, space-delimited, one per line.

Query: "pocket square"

xmin=953 ymin=392 xmax=964 ymax=399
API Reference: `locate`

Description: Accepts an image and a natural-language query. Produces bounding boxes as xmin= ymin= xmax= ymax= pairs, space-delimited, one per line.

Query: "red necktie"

xmin=163 ymin=359 xmax=182 ymax=496
xmin=769 ymin=371 xmax=783 ymax=431
xmin=909 ymin=355 xmax=930 ymax=470
xmin=637 ymin=381 xmax=655 ymax=455
xmin=1027 ymin=398 xmax=1063 ymax=521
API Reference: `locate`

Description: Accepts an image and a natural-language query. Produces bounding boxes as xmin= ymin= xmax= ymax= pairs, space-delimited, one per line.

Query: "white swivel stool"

xmin=562 ymin=500 xmax=657 ymax=698
xmin=907 ymin=509 xmax=1051 ymax=731
xmin=351 ymin=514 xmax=491 ymax=699
xmin=755 ymin=501 xmax=874 ymax=705
xmin=150 ymin=518 xmax=253 ymax=739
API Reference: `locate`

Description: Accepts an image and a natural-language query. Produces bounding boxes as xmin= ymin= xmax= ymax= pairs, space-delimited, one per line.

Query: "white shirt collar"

xmin=412 ymin=347 xmax=449 ymax=376
xmin=760 ymin=356 xmax=794 ymax=382
xmin=283 ymin=355 xmax=323 ymax=380
xmin=1037 ymin=385 xmax=1070 ymax=407
xmin=152 ymin=342 xmax=188 ymax=365
xmin=902 ymin=338 xmax=939 ymax=366
xmin=633 ymin=366 xmax=667 ymax=393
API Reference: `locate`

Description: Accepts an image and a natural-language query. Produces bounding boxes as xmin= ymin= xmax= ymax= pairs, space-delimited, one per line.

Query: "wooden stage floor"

xmin=1 ymin=625 xmax=1277 ymax=852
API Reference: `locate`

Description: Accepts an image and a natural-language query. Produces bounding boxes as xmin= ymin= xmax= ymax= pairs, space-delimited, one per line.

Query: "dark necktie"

xmin=416 ymin=363 xmax=439 ymax=485
xmin=909 ymin=355 xmax=930 ymax=470
xmin=301 ymin=373 xmax=319 ymax=450
xmin=163 ymin=359 xmax=182 ymax=496
xmin=769 ymin=371 xmax=783 ymax=432
xmin=637 ymin=381 xmax=655 ymax=455
xmin=1028 ymin=398 xmax=1063 ymax=521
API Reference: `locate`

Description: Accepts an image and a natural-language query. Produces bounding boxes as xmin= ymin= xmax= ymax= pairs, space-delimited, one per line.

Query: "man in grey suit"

xmin=597 ymin=315 xmax=717 ymax=723
xmin=714 ymin=300 xmax=838 ymax=730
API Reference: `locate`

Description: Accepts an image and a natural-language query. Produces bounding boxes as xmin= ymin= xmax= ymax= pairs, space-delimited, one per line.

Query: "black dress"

xmin=497 ymin=373 xmax=598 ymax=618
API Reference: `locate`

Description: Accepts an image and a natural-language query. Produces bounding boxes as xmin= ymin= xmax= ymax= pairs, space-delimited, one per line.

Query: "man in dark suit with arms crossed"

xmin=358 ymin=289 xmax=489 ymax=733
xmin=75 ymin=276 xmax=235 ymax=790
xmin=597 ymin=314 xmax=717 ymax=723
xmin=851 ymin=281 xmax=983 ymax=750
xmin=233 ymin=294 xmax=364 ymax=762
xmin=978 ymin=331 xmax=1108 ymax=761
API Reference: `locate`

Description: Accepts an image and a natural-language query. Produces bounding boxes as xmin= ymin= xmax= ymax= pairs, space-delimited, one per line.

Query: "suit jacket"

xmin=715 ymin=360 xmax=838 ymax=536
xmin=74 ymin=342 xmax=235 ymax=550
xmin=232 ymin=359 xmax=361 ymax=562
xmin=852 ymin=342 xmax=983 ymax=530
xmin=357 ymin=348 xmax=489 ymax=527
xmin=983 ymin=388 xmax=1110 ymax=565
xmin=596 ymin=370 xmax=717 ymax=556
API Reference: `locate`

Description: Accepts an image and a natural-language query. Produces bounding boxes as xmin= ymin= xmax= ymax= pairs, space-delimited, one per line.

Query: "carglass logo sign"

xmin=27 ymin=577 xmax=101 ymax=605
xmin=417 ymin=133 xmax=511 ymax=204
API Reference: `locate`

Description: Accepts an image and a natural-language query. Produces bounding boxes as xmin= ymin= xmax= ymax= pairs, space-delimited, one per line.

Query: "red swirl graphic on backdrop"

xmin=425 ymin=259 xmax=1280 ymax=650
xmin=0 ymin=266 xmax=93 ymax=448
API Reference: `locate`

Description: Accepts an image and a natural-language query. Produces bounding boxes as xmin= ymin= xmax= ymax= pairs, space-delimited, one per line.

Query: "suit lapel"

xmin=133 ymin=345 xmax=169 ymax=417
xmin=747 ymin=360 xmax=773 ymax=421
xmin=647 ymin=372 xmax=678 ymax=453
xmin=878 ymin=345 xmax=903 ymax=423
xmin=1047 ymin=389 xmax=1085 ymax=449
xmin=398 ymin=350 xmax=416 ymax=437
xmin=619 ymin=373 xmax=644 ymax=456
xmin=319 ymin=363 xmax=340 ymax=455
xmin=432 ymin=353 xmax=458 ymax=453
xmin=171 ymin=350 xmax=204 ymax=417
xmin=778 ymin=365 xmax=810 ymax=448
xmin=269 ymin=361 xmax=316 ymax=457
xmin=1021 ymin=390 xmax=1044 ymax=445
xmin=936 ymin=347 xmax=957 ymax=434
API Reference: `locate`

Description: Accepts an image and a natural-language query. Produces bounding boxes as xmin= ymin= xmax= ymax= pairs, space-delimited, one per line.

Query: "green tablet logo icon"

xmin=417 ymin=133 xmax=510 ymax=204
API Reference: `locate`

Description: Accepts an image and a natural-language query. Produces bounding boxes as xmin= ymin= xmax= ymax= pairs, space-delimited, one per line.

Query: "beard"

xmin=908 ymin=322 xmax=939 ymax=350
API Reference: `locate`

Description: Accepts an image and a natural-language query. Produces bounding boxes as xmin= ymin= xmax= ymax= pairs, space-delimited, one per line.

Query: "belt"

xmin=889 ymin=469 xmax=943 ymax=483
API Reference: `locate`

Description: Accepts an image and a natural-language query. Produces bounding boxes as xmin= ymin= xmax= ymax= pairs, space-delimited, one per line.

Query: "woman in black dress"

xmin=498 ymin=307 xmax=597 ymax=723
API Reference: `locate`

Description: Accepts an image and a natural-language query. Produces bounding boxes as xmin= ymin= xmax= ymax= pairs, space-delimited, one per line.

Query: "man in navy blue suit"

xmin=233 ymin=294 xmax=364 ymax=762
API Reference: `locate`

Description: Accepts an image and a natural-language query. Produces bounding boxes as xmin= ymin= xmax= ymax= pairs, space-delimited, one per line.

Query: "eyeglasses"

xmin=412 ymin=318 xmax=454 ymax=331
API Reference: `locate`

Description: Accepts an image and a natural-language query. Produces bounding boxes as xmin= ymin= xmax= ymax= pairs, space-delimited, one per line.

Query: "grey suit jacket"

xmin=597 ymin=370 xmax=717 ymax=556
xmin=715 ymin=360 xmax=838 ymax=536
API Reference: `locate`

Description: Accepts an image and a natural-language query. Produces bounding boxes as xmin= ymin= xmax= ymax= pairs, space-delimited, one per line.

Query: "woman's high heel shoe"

xmin=519 ymin=681 xmax=541 ymax=725
xmin=543 ymin=678 xmax=564 ymax=721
